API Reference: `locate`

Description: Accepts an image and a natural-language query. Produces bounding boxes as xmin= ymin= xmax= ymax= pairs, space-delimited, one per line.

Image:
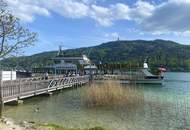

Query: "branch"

xmin=0 ymin=7 xmax=37 ymax=58
xmin=0 ymin=32 xmax=37 ymax=58
xmin=0 ymin=21 xmax=5 ymax=54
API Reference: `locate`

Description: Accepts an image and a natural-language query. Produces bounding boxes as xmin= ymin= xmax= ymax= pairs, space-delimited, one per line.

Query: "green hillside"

xmin=1 ymin=39 xmax=190 ymax=71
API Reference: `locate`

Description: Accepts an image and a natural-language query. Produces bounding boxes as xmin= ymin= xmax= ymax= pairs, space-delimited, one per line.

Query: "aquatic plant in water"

xmin=82 ymin=80 xmax=144 ymax=110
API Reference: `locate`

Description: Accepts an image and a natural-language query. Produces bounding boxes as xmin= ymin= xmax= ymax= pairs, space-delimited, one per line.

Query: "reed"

xmin=82 ymin=81 xmax=144 ymax=110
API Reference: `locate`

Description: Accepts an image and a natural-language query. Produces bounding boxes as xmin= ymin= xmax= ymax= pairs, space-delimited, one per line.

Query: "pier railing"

xmin=94 ymin=75 xmax=133 ymax=80
xmin=0 ymin=75 xmax=89 ymax=103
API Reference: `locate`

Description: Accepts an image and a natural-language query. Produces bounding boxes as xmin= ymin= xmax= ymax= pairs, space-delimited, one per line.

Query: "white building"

xmin=0 ymin=71 xmax=16 ymax=81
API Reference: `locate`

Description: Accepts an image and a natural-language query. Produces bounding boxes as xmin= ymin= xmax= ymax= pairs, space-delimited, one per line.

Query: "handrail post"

xmin=35 ymin=82 xmax=37 ymax=94
xmin=0 ymin=71 xmax=4 ymax=117
xmin=18 ymin=80 xmax=21 ymax=97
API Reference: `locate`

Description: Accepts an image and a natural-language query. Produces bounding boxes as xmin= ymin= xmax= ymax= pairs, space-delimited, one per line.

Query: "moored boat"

xmin=129 ymin=62 xmax=165 ymax=84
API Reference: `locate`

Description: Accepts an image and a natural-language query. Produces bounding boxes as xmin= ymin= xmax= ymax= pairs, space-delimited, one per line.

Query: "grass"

xmin=82 ymin=80 xmax=144 ymax=110
xmin=41 ymin=124 xmax=106 ymax=130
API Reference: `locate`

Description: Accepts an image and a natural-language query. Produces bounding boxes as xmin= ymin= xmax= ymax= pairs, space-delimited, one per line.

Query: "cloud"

xmin=5 ymin=0 xmax=50 ymax=22
xmin=110 ymin=3 xmax=131 ymax=20
xmin=90 ymin=5 xmax=112 ymax=26
xmin=105 ymin=32 xmax=120 ymax=39
xmin=88 ymin=1 xmax=155 ymax=26
xmin=4 ymin=0 xmax=154 ymax=25
xmin=141 ymin=0 xmax=190 ymax=33
xmin=173 ymin=31 xmax=190 ymax=37
xmin=44 ymin=0 xmax=89 ymax=18
xmin=129 ymin=0 xmax=155 ymax=22
xmin=4 ymin=0 xmax=190 ymax=35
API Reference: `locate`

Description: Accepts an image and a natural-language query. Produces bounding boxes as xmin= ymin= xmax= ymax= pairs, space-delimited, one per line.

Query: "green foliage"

xmin=42 ymin=124 xmax=106 ymax=130
xmin=1 ymin=39 xmax=190 ymax=71
xmin=89 ymin=127 xmax=106 ymax=130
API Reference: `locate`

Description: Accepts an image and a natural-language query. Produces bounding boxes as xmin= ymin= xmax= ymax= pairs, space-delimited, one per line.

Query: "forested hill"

xmin=1 ymin=39 xmax=190 ymax=71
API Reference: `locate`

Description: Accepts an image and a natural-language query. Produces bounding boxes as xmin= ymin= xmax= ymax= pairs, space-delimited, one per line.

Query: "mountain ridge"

xmin=1 ymin=39 xmax=190 ymax=71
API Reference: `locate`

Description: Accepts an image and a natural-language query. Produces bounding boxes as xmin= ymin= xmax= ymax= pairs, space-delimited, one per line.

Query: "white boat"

xmin=129 ymin=62 xmax=164 ymax=84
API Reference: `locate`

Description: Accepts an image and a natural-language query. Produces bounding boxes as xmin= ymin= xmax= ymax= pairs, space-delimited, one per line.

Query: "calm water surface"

xmin=3 ymin=72 xmax=190 ymax=130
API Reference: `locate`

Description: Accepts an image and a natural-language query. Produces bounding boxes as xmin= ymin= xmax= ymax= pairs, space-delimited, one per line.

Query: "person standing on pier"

xmin=44 ymin=72 xmax=49 ymax=80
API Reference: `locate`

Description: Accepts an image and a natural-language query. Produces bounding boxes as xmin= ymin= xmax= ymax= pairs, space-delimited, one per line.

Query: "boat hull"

xmin=129 ymin=79 xmax=164 ymax=84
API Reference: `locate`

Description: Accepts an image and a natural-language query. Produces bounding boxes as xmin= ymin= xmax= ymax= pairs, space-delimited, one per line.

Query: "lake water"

xmin=3 ymin=72 xmax=190 ymax=130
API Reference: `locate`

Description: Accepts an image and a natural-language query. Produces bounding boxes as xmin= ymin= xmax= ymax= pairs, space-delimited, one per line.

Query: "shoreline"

xmin=0 ymin=117 xmax=106 ymax=130
xmin=0 ymin=117 xmax=39 ymax=130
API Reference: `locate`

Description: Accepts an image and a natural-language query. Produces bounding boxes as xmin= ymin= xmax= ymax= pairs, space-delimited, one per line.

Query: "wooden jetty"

xmin=0 ymin=75 xmax=89 ymax=104
xmin=94 ymin=74 xmax=164 ymax=84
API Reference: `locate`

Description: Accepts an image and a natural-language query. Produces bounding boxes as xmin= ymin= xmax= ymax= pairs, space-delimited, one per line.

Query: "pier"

xmin=0 ymin=75 xmax=89 ymax=104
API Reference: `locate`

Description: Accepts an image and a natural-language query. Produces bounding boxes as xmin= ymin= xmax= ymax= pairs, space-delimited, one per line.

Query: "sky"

xmin=4 ymin=0 xmax=190 ymax=55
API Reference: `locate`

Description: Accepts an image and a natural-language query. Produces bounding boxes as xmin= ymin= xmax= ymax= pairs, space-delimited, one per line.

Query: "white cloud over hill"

xmin=4 ymin=0 xmax=190 ymax=35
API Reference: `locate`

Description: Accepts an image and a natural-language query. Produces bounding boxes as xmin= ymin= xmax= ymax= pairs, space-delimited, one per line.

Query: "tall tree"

xmin=0 ymin=0 xmax=37 ymax=58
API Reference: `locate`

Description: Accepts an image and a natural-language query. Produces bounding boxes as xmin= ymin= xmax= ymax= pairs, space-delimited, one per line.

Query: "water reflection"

xmin=2 ymin=72 xmax=190 ymax=130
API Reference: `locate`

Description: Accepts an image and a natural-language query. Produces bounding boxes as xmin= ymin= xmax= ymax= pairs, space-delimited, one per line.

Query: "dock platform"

xmin=0 ymin=75 xmax=89 ymax=104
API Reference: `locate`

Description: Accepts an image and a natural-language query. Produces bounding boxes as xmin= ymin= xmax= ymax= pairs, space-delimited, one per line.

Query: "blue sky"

xmin=4 ymin=0 xmax=190 ymax=55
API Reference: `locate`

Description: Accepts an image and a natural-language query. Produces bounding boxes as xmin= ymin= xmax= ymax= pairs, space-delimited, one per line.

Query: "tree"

xmin=0 ymin=0 xmax=37 ymax=58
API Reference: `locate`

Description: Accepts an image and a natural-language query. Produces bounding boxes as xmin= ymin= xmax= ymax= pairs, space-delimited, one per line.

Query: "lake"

xmin=2 ymin=72 xmax=190 ymax=130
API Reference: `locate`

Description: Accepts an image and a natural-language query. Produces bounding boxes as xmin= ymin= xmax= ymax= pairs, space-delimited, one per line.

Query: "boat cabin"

xmin=32 ymin=47 xmax=92 ymax=75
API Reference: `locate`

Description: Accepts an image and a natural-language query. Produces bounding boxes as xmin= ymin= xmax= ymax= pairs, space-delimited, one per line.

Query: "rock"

xmin=30 ymin=125 xmax=37 ymax=130
xmin=28 ymin=121 xmax=35 ymax=124
xmin=34 ymin=108 xmax=40 ymax=112
xmin=2 ymin=118 xmax=14 ymax=126
xmin=42 ymin=122 xmax=48 ymax=125
xmin=5 ymin=120 xmax=14 ymax=126
xmin=20 ymin=120 xmax=30 ymax=128
xmin=0 ymin=117 xmax=40 ymax=130
xmin=20 ymin=120 xmax=38 ymax=130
